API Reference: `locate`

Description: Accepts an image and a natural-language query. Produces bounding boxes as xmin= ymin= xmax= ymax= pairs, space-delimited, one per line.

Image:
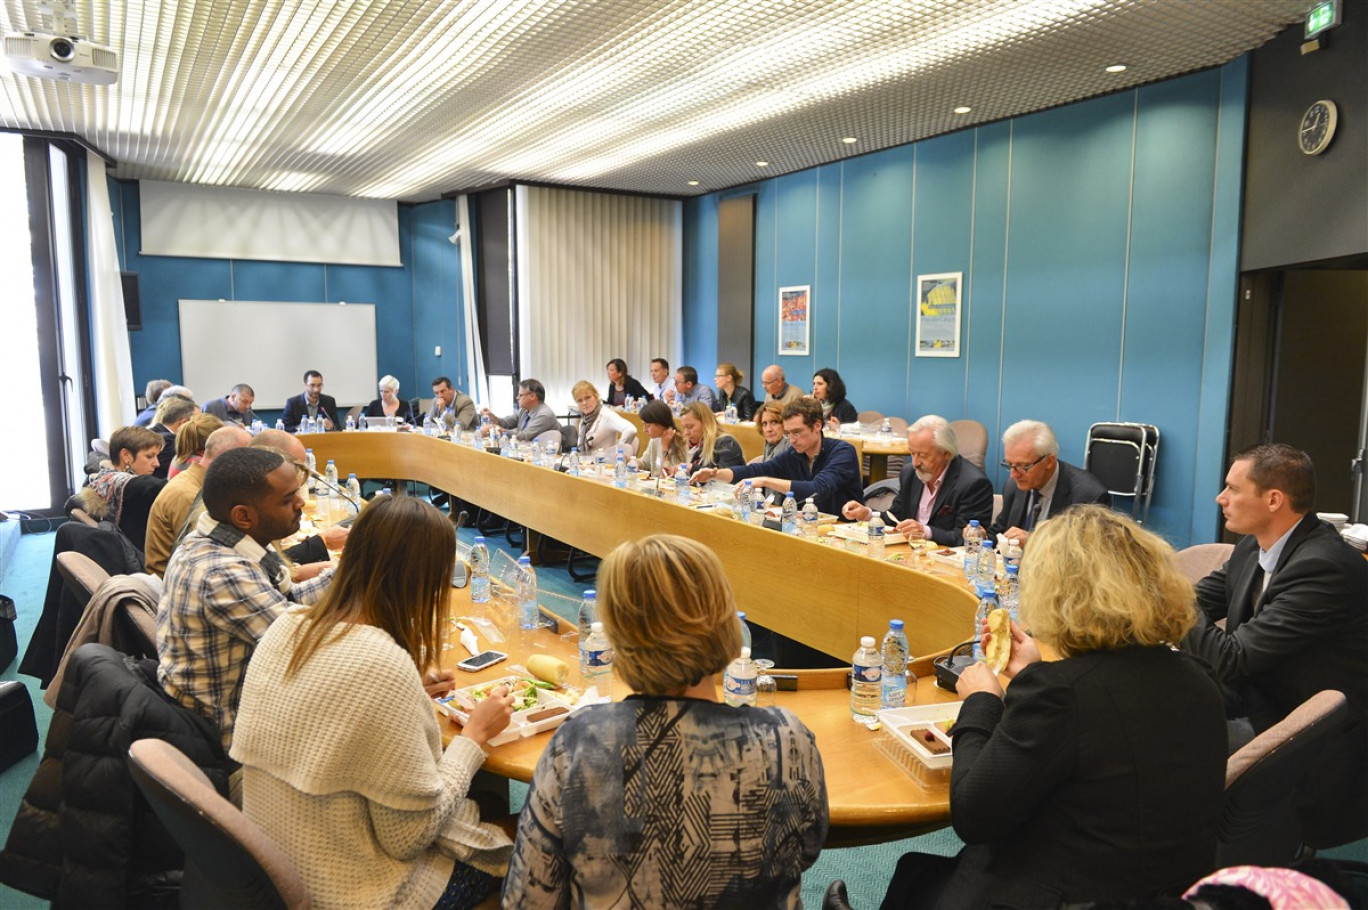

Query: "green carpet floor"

xmin=3 ymin=526 xmax=1362 ymax=908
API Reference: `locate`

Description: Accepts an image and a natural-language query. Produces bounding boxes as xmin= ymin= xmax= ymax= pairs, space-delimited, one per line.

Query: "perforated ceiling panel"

xmin=0 ymin=0 xmax=1311 ymax=200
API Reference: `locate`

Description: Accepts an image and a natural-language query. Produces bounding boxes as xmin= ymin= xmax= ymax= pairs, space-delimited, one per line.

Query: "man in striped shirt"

xmin=157 ymin=446 xmax=333 ymax=749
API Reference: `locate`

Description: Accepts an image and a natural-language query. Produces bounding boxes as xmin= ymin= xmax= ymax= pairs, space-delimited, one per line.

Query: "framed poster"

xmin=778 ymin=285 xmax=810 ymax=355
xmin=915 ymin=272 xmax=962 ymax=358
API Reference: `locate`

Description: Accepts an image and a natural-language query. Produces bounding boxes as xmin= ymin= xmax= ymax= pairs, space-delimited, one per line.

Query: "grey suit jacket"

xmin=498 ymin=401 xmax=560 ymax=441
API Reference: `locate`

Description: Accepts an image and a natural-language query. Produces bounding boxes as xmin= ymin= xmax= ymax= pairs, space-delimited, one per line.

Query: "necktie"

xmin=520 ymin=412 xmax=529 ymax=430
xmin=1249 ymin=566 xmax=1266 ymax=616
xmin=1025 ymin=491 xmax=1041 ymax=530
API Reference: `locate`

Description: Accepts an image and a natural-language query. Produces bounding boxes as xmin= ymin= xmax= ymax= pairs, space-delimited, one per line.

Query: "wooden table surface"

xmin=302 ymin=430 xmax=978 ymax=842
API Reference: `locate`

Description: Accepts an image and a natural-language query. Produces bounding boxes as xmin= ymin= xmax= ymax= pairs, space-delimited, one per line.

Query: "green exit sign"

xmin=1305 ymin=0 xmax=1339 ymax=39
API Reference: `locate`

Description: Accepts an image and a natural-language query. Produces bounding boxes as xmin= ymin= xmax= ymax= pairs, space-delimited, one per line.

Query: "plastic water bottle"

xmin=973 ymin=587 xmax=998 ymax=662
xmin=516 ymin=555 xmax=539 ymax=630
xmin=723 ymin=647 xmax=758 ymax=707
xmin=1003 ymin=537 xmax=1023 ymax=572
xmin=867 ymin=510 xmax=886 ymax=558
xmin=275 ymin=418 xmax=285 ymax=432
xmin=577 ymin=589 xmax=597 ymax=669
xmin=963 ymin=520 xmax=983 ymax=581
xmin=881 ymin=619 xmax=910 ymax=709
xmin=850 ymin=636 xmax=882 ymax=725
xmin=737 ymin=611 xmax=753 ymax=653
xmin=801 ymin=496 xmax=819 ymax=538
xmin=324 ymin=459 xmax=338 ymax=489
xmin=346 ymin=473 xmax=361 ymax=503
xmin=780 ymin=491 xmax=798 ymax=534
xmin=879 ymin=418 xmax=893 ymax=442
xmin=468 ymin=537 xmax=491 ymax=603
xmin=582 ymin=621 xmax=613 ymax=688
xmin=613 ymin=453 xmax=627 ymax=489
xmin=345 ymin=414 xmax=356 ymax=432
xmin=675 ymin=463 xmax=691 ymax=504
xmin=567 ymin=447 xmax=581 ymax=477
xmin=725 ymin=404 xmax=738 ymax=424
xmin=304 ymin=448 xmax=317 ymax=485
xmin=499 ymin=433 xmax=512 ymax=459
xmin=479 ymin=412 xmax=491 ymax=435
xmin=977 ymin=539 xmax=997 ymax=591
xmin=740 ymin=480 xmax=754 ymax=522
xmin=250 ymin=419 xmax=262 ymax=435
xmin=1001 ymin=564 xmax=1020 ymax=622
xmin=751 ymin=484 xmax=766 ymax=525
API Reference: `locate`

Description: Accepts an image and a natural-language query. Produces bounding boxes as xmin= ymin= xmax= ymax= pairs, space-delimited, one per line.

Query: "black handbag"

xmin=0 ymin=594 xmax=17 ymax=671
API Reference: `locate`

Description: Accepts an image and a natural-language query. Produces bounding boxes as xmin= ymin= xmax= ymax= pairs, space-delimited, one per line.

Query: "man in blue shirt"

xmin=690 ymin=396 xmax=863 ymax=516
xmin=664 ymin=365 xmax=715 ymax=408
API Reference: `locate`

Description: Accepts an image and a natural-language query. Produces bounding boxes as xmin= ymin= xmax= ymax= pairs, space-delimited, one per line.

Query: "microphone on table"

xmin=451 ymin=510 xmax=470 ymax=588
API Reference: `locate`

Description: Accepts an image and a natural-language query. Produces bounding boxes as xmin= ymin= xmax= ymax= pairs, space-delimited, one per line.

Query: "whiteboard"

xmin=178 ymin=300 xmax=379 ymax=409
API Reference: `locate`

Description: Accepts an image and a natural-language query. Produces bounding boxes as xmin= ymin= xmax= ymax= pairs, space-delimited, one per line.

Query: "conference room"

xmin=2 ymin=1 xmax=1366 ymax=907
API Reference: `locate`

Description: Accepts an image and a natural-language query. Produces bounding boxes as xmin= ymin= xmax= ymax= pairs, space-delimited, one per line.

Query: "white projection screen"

xmin=178 ymin=300 xmax=378 ymax=409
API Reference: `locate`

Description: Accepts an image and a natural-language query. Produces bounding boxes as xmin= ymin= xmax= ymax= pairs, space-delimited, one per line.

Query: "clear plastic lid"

xmin=860 ymin=636 xmax=876 ymax=648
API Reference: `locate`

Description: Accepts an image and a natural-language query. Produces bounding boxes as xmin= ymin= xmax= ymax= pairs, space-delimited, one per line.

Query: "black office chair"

xmin=1084 ymin=422 xmax=1159 ymax=523
xmin=1218 ymin=689 xmax=1348 ymax=867
xmin=128 ymin=739 xmax=312 ymax=910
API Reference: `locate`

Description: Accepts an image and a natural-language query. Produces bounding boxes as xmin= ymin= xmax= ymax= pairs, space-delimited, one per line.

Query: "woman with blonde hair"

xmin=571 ymin=379 xmax=637 ymax=457
xmin=637 ymin=399 xmax=687 ymax=477
xmin=750 ymin=399 xmax=791 ymax=464
xmin=363 ymin=374 xmax=414 ymax=424
xmin=504 ymin=534 xmax=828 ymax=907
xmin=882 ymin=505 xmax=1227 ymax=910
xmin=712 ymin=362 xmax=756 ymax=421
xmin=168 ymin=412 xmax=224 ymax=478
xmin=232 ymin=495 xmax=516 ymax=909
xmin=680 ymin=400 xmax=745 ymax=472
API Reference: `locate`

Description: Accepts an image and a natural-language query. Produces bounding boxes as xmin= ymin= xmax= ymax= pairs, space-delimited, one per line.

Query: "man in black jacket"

xmin=842 ymin=414 xmax=993 ymax=546
xmin=1182 ymin=444 xmax=1368 ymax=846
xmin=986 ymin=418 xmax=1108 ymax=544
xmin=281 ymin=369 xmax=338 ymax=432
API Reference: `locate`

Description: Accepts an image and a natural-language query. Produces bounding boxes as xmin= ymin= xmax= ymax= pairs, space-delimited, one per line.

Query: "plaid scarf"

xmin=197 ymin=511 xmax=292 ymax=594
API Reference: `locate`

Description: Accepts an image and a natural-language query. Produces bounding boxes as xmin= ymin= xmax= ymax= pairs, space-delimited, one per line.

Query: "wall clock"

xmin=1298 ymin=99 xmax=1338 ymax=155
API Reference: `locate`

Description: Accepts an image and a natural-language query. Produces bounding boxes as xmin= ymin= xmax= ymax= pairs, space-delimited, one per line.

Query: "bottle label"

xmin=723 ymin=674 xmax=757 ymax=700
xmin=584 ymin=648 xmax=614 ymax=670
xmin=852 ymin=664 xmax=882 ymax=684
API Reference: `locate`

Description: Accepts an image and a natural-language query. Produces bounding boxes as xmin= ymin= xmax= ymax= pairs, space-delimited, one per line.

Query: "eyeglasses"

xmin=1000 ymin=455 xmax=1048 ymax=474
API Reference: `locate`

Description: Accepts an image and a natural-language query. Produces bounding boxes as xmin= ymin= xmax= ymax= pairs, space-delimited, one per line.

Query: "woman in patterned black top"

xmin=503 ymin=535 xmax=829 ymax=909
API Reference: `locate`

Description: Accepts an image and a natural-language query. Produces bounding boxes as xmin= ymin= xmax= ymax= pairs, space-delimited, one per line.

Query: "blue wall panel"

xmin=409 ymin=200 xmax=463 ymax=394
xmin=684 ymin=68 xmax=1248 ymax=547
xmin=834 ymin=144 xmax=915 ymax=419
xmin=682 ymin=194 xmax=719 ymax=372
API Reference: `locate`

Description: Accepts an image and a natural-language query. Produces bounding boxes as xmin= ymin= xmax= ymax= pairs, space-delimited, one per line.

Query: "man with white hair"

xmin=985 ymin=419 xmax=1108 ymax=544
xmin=842 ymin=415 xmax=993 ymax=545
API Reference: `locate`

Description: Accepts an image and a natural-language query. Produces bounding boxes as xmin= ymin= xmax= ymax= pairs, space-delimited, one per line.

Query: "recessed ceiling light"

xmin=755 ymin=160 xmax=769 ymax=167
xmin=953 ymin=106 xmax=972 ymax=114
xmin=1105 ymin=63 xmax=1128 ymax=73
xmin=687 ymin=179 xmax=700 ymax=186
xmin=841 ymin=136 xmax=858 ymax=144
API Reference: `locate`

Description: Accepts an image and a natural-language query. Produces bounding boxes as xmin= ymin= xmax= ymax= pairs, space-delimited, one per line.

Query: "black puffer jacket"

xmin=0 ymin=643 xmax=228 ymax=908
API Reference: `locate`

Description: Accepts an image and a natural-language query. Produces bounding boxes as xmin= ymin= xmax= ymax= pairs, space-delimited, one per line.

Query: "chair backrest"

xmin=949 ymin=419 xmax=988 ymax=470
xmin=886 ymin=416 xmax=909 ymax=435
xmin=56 ymin=551 xmax=111 ymax=609
xmin=128 ymin=739 xmax=312 ymax=910
xmin=1218 ymin=690 xmax=1349 ymax=868
xmin=70 ymin=507 xmax=99 ymax=528
xmin=1172 ymin=543 xmax=1234 ymax=585
xmin=1085 ymin=422 xmax=1160 ymax=521
xmin=863 ymin=478 xmax=900 ymax=514
xmin=856 ymin=410 xmax=884 ymax=427
xmin=537 ymin=428 xmax=565 ymax=455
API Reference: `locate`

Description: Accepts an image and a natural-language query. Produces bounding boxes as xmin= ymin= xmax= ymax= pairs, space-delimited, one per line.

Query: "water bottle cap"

xmin=969 ymin=520 xmax=980 ymax=527
xmin=583 ymin=589 xmax=596 ymax=599
xmin=860 ymin=636 xmax=876 ymax=648
xmin=591 ymin=621 xmax=603 ymax=632
xmin=518 ymin=555 xmax=531 ymax=565
xmin=889 ymin=619 xmax=904 ymax=631
xmin=473 ymin=536 xmax=485 ymax=543
xmin=327 ymin=459 xmax=335 ymax=464
xmin=1006 ymin=564 xmax=1018 ymax=575
xmin=982 ymin=539 xmax=994 ymax=549
xmin=306 ymin=448 xmax=314 ymax=454
xmin=737 ymin=611 xmax=746 ymax=620
xmin=739 ymin=646 xmax=751 ymax=659
xmin=348 ymin=473 xmax=357 ymax=479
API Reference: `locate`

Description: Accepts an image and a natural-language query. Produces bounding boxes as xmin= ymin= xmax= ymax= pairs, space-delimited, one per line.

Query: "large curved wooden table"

xmin=303 ymin=431 xmax=976 ymax=844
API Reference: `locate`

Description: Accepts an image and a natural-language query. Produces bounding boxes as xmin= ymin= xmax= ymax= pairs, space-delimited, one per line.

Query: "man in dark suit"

xmin=149 ymin=393 xmax=200 ymax=479
xmin=1182 ymin=444 xmax=1368 ymax=846
xmin=281 ymin=370 xmax=339 ymax=432
xmin=842 ymin=414 xmax=992 ymax=546
xmin=985 ymin=419 xmax=1108 ymax=544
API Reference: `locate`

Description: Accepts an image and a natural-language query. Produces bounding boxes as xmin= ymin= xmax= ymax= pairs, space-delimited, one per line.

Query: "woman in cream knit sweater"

xmin=232 ymin=495 xmax=515 ymax=909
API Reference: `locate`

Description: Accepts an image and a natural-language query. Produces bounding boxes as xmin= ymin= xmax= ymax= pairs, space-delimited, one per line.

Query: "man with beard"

xmin=841 ymin=414 xmax=993 ymax=546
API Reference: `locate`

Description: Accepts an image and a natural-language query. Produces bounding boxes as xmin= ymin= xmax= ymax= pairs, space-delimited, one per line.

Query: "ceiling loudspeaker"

xmin=3 ymin=32 xmax=117 ymax=85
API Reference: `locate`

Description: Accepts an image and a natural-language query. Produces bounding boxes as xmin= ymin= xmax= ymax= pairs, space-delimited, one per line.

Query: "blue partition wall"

xmin=683 ymin=62 xmax=1248 ymax=548
xmin=113 ymin=185 xmax=464 ymax=411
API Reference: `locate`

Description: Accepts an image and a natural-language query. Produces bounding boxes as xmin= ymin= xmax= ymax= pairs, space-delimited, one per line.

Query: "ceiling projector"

xmin=4 ymin=32 xmax=118 ymax=84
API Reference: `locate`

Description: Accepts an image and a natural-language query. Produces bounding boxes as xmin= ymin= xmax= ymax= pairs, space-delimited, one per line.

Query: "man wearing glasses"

xmin=760 ymin=364 xmax=804 ymax=409
xmin=985 ymin=419 xmax=1108 ymax=544
xmin=479 ymin=378 xmax=560 ymax=442
xmin=689 ymin=396 xmax=863 ymax=516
